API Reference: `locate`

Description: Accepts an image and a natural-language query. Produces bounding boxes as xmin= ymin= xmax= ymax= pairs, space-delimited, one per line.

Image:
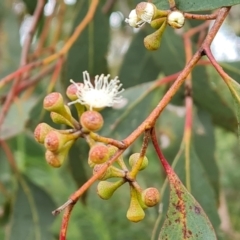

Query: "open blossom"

xmin=125 ymin=3 xmax=155 ymax=28
xmin=68 ymin=71 xmax=124 ymax=111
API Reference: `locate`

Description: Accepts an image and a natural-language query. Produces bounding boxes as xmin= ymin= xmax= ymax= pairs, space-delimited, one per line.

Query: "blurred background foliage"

xmin=0 ymin=0 xmax=240 ymax=239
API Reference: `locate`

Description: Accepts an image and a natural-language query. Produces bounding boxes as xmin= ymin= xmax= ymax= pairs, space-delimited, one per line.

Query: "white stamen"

xmin=68 ymin=71 xmax=124 ymax=111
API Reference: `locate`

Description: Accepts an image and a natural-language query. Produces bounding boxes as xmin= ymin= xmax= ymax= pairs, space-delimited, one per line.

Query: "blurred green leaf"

xmin=152 ymin=0 xmax=240 ymax=11
xmin=194 ymin=109 xmax=220 ymax=199
xmin=63 ymin=0 xmax=110 ymax=88
xmin=7 ymin=176 xmax=56 ymax=240
xmin=0 ymin=3 xmax=21 ymax=82
xmin=0 ymin=97 xmax=38 ymax=140
xmin=222 ymin=76 xmax=240 ymax=143
xmin=68 ymin=139 xmax=89 ymax=203
xmin=192 ymin=66 xmax=236 ymax=131
xmin=119 ymin=29 xmax=160 ymax=88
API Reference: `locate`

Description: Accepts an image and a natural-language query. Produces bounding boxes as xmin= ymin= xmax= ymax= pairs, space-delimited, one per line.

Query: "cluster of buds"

xmin=125 ymin=2 xmax=185 ymax=50
xmin=34 ymin=71 xmax=124 ymax=167
xmin=34 ymin=70 xmax=160 ymax=222
xmin=94 ymin=151 xmax=161 ymax=222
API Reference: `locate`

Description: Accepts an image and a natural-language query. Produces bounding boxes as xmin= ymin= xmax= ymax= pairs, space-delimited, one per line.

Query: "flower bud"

xmin=144 ymin=19 xmax=167 ymax=50
xmin=45 ymin=140 xmax=74 ymax=168
xmin=135 ymin=2 xmax=156 ymax=23
xmin=66 ymin=82 xmax=83 ymax=101
xmin=127 ymin=186 xmax=145 ymax=222
xmin=43 ymin=92 xmax=64 ymax=112
xmin=129 ymin=153 xmax=148 ymax=171
xmin=93 ymin=164 xmax=125 ymax=180
xmin=167 ymin=11 xmax=185 ymax=29
xmin=34 ymin=123 xmax=53 ymax=144
xmin=43 ymin=92 xmax=76 ymax=125
xmin=97 ymin=180 xmax=125 ymax=200
xmin=150 ymin=17 xmax=166 ymax=29
xmin=50 ymin=111 xmax=75 ymax=128
xmin=66 ymin=83 xmax=85 ymax=117
xmin=141 ymin=187 xmax=160 ymax=207
xmin=44 ymin=130 xmax=78 ymax=152
xmin=80 ymin=110 xmax=104 ymax=132
xmin=89 ymin=144 xmax=110 ymax=164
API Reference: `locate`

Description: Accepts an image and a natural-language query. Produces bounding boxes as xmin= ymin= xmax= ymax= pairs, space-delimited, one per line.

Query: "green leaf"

xmin=158 ymin=172 xmax=217 ymax=239
xmin=68 ymin=139 xmax=89 ymax=203
xmin=0 ymin=97 xmax=38 ymax=140
xmin=157 ymin=145 xmax=219 ymax=239
xmin=173 ymin=144 xmax=220 ymax=231
xmin=223 ymin=76 xmax=240 ymax=143
xmin=0 ymin=3 xmax=21 ymax=82
xmin=7 ymin=176 xmax=56 ymax=240
xmin=63 ymin=0 xmax=109 ymax=88
xmin=101 ymin=81 xmax=165 ymax=139
xmin=194 ymin=109 xmax=220 ymax=199
xmin=152 ymin=0 xmax=240 ymax=11
xmin=119 ymin=29 xmax=160 ymax=88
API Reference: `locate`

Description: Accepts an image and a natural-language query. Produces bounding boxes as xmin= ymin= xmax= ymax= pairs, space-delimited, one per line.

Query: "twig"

xmin=184 ymin=11 xmax=218 ymax=20
xmin=20 ymin=0 xmax=45 ymax=66
xmin=122 ymin=7 xmax=230 ymax=147
xmin=168 ymin=0 xmax=176 ymax=10
xmin=130 ymin=130 xmax=150 ymax=178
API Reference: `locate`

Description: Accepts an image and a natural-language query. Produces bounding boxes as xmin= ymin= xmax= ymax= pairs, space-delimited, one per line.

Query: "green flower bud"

xmin=43 ymin=92 xmax=76 ymax=126
xmin=93 ymin=164 xmax=125 ymax=180
xmin=89 ymin=144 xmax=110 ymax=164
xmin=44 ymin=130 xmax=78 ymax=152
xmin=129 ymin=153 xmax=148 ymax=171
xmin=66 ymin=83 xmax=85 ymax=117
xmin=127 ymin=186 xmax=145 ymax=222
xmin=80 ymin=110 xmax=104 ymax=132
xmin=45 ymin=140 xmax=74 ymax=168
xmin=50 ymin=111 xmax=75 ymax=128
xmin=144 ymin=19 xmax=167 ymax=50
xmin=34 ymin=123 xmax=53 ymax=144
xmin=97 ymin=180 xmax=125 ymax=200
xmin=150 ymin=17 xmax=166 ymax=29
xmin=141 ymin=187 xmax=160 ymax=207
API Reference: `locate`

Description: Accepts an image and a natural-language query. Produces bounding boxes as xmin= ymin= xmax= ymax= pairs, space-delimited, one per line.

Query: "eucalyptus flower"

xmin=68 ymin=71 xmax=124 ymax=111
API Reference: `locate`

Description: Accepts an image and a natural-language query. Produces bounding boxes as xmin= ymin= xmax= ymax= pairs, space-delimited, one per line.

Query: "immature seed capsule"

xmin=80 ymin=110 xmax=104 ymax=132
xmin=97 ymin=180 xmax=124 ymax=200
xmin=127 ymin=186 xmax=145 ymax=222
xmin=129 ymin=153 xmax=148 ymax=171
xmin=89 ymin=144 xmax=110 ymax=164
xmin=141 ymin=187 xmax=160 ymax=207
